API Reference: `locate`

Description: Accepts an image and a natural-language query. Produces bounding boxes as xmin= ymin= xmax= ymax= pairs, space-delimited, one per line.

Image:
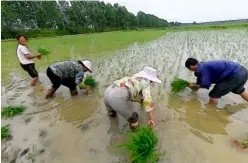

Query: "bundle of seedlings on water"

xmin=117 ymin=126 xmax=160 ymax=163
xmin=37 ymin=47 xmax=50 ymax=56
xmin=233 ymin=138 xmax=248 ymax=149
xmin=79 ymin=76 xmax=97 ymax=89
xmin=1 ymin=126 xmax=10 ymax=139
xmin=171 ymin=77 xmax=189 ymax=94
xmin=1 ymin=106 xmax=25 ymax=118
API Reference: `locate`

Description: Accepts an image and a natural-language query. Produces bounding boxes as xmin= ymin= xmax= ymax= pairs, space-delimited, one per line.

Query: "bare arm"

xmin=24 ymin=53 xmax=40 ymax=59
xmin=141 ymin=84 xmax=155 ymax=127
xmin=148 ymin=111 xmax=153 ymax=121
xmin=20 ymin=46 xmax=40 ymax=59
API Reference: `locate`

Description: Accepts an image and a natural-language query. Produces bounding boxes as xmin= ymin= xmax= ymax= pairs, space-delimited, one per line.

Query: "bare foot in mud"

xmin=30 ymin=78 xmax=38 ymax=86
xmin=45 ymin=88 xmax=56 ymax=99
xmin=71 ymin=90 xmax=78 ymax=96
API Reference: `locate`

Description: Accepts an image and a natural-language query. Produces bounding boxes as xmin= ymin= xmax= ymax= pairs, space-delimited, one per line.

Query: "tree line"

xmin=1 ymin=1 xmax=179 ymax=39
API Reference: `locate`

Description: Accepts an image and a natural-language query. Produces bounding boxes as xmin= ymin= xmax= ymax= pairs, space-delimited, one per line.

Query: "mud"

xmin=1 ymin=29 xmax=248 ymax=163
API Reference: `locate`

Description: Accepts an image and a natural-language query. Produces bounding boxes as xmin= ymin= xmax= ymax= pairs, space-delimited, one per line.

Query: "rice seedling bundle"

xmin=78 ymin=83 xmax=86 ymax=89
xmin=1 ymin=126 xmax=10 ymax=139
xmin=79 ymin=76 xmax=97 ymax=89
xmin=171 ymin=77 xmax=189 ymax=94
xmin=37 ymin=47 xmax=50 ymax=56
xmin=1 ymin=106 xmax=25 ymax=118
xmin=117 ymin=126 xmax=160 ymax=163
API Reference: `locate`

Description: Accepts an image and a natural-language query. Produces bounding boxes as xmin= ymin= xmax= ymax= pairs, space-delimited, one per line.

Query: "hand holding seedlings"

xmin=188 ymin=83 xmax=200 ymax=91
xmin=79 ymin=84 xmax=91 ymax=94
xmin=37 ymin=47 xmax=50 ymax=56
xmin=79 ymin=76 xmax=97 ymax=94
xmin=36 ymin=53 xmax=41 ymax=59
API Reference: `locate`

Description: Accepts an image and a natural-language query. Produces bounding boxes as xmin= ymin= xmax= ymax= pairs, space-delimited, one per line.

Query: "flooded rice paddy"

xmin=1 ymin=29 xmax=248 ymax=163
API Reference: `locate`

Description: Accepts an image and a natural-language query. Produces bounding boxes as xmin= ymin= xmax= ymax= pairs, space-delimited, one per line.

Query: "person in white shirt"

xmin=16 ymin=35 xmax=41 ymax=86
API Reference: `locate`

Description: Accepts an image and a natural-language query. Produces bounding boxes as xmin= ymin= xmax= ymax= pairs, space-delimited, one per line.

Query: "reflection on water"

xmin=56 ymin=94 xmax=98 ymax=123
xmin=168 ymin=95 xmax=230 ymax=135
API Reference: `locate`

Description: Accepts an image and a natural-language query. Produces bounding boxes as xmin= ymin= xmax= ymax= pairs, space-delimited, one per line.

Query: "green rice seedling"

xmin=1 ymin=126 xmax=10 ymax=139
xmin=37 ymin=47 xmax=50 ymax=56
xmin=83 ymin=76 xmax=97 ymax=88
xmin=240 ymin=138 xmax=248 ymax=149
xmin=171 ymin=77 xmax=189 ymax=94
xmin=117 ymin=126 xmax=160 ymax=163
xmin=78 ymin=83 xmax=86 ymax=89
xmin=1 ymin=106 xmax=25 ymax=118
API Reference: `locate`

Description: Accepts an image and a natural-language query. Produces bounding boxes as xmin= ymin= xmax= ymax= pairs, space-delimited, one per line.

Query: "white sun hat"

xmin=136 ymin=66 xmax=162 ymax=83
xmin=81 ymin=60 xmax=93 ymax=72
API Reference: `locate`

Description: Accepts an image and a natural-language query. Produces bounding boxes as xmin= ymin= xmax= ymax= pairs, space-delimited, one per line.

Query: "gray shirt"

xmin=50 ymin=61 xmax=84 ymax=85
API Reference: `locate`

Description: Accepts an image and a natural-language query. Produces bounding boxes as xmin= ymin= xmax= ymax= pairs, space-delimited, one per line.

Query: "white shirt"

xmin=16 ymin=44 xmax=34 ymax=65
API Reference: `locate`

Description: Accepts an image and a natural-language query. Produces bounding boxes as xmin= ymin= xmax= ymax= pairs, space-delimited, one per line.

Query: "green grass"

xmin=1 ymin=126 xmax=10 ymax=139
xmin=1 ymin=30 xmax=166 ymax=84
xmin=1 ymin=106 xmax=25 ymax=118
xmin=171 ymin=77 xmax=189 ymax=94
xmin=117 ymin=126 xmax=160 ymax=163
xmin=166 ymin=23 xmax=248 ymax=31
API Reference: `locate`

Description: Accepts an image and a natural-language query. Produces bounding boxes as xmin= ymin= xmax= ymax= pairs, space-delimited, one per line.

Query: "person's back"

xmin=197 ymin=60 xmax=241 ymax=83
xmin=49 ymin=61 xmax=83 ymax=79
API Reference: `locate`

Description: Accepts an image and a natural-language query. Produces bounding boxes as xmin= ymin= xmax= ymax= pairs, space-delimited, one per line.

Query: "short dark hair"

xmin=16 ymin=34 xmax=28 ymax=41
xmin=185 ymin=58 xmax=198 ymax=68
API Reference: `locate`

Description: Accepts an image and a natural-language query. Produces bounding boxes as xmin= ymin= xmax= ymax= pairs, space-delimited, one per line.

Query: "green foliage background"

xmin=1 ymin=1 xmax=169 ymax=39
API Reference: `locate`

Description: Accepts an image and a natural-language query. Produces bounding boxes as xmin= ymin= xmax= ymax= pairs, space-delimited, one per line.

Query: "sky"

xmin=101 ymin=0 xmax=248 ymax=23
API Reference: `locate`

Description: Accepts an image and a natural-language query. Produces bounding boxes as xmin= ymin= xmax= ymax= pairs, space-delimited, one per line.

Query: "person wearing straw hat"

xmin=45 ymin=60 xmax=93 ymax=99
xmin=104 ymin=66 xmax=162 ymax=130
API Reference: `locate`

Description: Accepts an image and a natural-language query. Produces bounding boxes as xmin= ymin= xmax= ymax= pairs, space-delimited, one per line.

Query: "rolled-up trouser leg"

xmin=106 ymin=85 xmax=138 ymax=123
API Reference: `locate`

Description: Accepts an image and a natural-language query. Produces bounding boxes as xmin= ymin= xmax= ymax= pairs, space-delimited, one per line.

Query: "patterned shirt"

xmin=49 ymin=61 xmax=84 ymax=85
xmin=113 ymin=74 xmax=153 ymax=112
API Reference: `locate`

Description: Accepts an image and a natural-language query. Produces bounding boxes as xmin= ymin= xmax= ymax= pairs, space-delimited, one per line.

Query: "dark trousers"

xmin=209 ymin=66 xmax=248 ymax=98
xmin=20 ymin=63 xmax=38 ymax=78
xmin=46 ymin=67 xmax=77 ymax=91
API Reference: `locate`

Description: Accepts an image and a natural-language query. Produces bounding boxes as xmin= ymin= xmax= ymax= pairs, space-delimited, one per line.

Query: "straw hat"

xmin=80 ymin=60 xmax=93 ymax=72
xmin=136 ymin=66 xmax=162 ymax=83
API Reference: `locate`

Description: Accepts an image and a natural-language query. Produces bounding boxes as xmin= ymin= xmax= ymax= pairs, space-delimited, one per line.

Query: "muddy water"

xmin=2 ymin=29 xmax=248 ymax=163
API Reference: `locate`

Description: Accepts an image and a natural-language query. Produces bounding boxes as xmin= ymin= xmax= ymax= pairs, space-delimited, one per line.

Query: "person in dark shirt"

xmin=185 ymin=58 xmax=248 ymax=104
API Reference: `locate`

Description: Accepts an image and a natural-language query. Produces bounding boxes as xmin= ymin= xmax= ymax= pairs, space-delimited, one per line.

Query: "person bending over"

xmin=104 ymin=66 xmax=162 ymax=130
xmin=185 ymin=58 xmax=248 ymax=104
xmin=45 ymin=60 xmax=92 ymax=99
